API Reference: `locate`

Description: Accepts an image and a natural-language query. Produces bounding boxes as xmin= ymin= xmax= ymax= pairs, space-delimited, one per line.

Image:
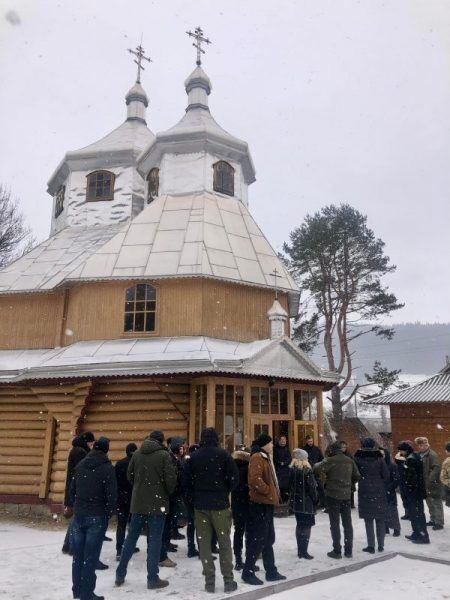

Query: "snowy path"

xmin=0 ymin=505 xmax=449 ymax=600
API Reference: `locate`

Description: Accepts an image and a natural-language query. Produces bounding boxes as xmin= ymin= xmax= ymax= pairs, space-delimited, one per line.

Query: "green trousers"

xmin=194 ymin=508 xmax=234 ymax=586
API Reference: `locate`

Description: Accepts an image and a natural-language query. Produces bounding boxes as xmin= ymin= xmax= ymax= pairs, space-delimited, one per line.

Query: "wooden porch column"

xmin=189 ymin=383 xmax=196 ymax=445
xmin=39 ymin=417 xmax=56 ymax=499
xmin=317 ymin=389 xmax=324 ymax=451
xmin=206 ymin=378 xmax=216 ymax=428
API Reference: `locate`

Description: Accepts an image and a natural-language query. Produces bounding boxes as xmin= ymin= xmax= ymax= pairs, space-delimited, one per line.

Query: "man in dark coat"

xmin=273 ymin=436 xmax=291 ymax=504
xmin=415 ymin=436 xmax=445 ymax=530
xmin=115 ymin=442 xmax=138 ymax=560
xmin=182 ymin=427 xmax=239 ymax=594
xmin=382 ymin=448 xmax=401 ymax=536
xmin=396 ymin=441 xmax=429 ymax=544
xmin=231 ymin=447 xmax=251 ymax=570
xmin=183 ymin=444 xmax=200 ymax=557
xmin=314 ymin=441 xmax=360 ymax=559
xmin=305 ymin=435 xmax=326 ymax=507
xmin=354 ymin=438 xmax=389 ymax=553
xmin=115 ymin=430 xmax=178 ymax=590
xmin=62 ymin=432 xmax=95 ymax=555
xmin=69 ymin=437 xmax=117 ymax=600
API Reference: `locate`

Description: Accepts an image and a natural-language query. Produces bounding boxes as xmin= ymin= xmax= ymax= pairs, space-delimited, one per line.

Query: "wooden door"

xmin=293 ymin=421 xmax=318 ymax=448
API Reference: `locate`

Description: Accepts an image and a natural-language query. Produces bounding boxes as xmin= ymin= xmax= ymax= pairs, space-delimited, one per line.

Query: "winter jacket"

xmin=385 ymin=461 xmax=400 ymax=506
xmin=303 ymin=444 xmax=324 ymax=467
xmin=420 ymin=448 xmax=444 ymax=498
xmin=231 ymin=450 xmax=250 ymax=516
xmin=64 ymin=436 xmax=90 ymax=506
xmin=248 ymin=446 xmax=280 ymax=506
xmin=314 ymin=449 xmax=360 ymax=501
xmin=115 ymin=455 xmax=133 ymax=511
xmin=69 ymin=450 xmax=117 ymax=518
xmin=354 ymin=448 xmax=389 ymax=520
xmin=440 ymin=457 xmax=450 ymax=488
xmin=395 ymin=452 xmax=427 ymax=501
xmin=128 ymin=438 xmax=178 ymax=515
xmin=273 ymin=444 xmax=291 ymax=490
xmin=288 ymin=466 xmax=318 ymax=514
xmin=182 ymin=439 xmax=239 ymax=511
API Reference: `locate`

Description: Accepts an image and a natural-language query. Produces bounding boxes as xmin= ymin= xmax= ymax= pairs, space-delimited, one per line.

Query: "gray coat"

xmin=421 ymin=448 xmax=444 ymax=499
xmin=354 ymin=448 xmax=389 ymax=520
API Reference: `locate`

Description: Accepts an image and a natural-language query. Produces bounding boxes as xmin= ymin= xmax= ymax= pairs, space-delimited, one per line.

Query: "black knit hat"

xmin=200 ymin=427 xmax=219 ymax=446
xmin=361 ymin=437 xmax=376 ymax=449
xmin=94 ymin=436 xmax=110 ymax=454
xmin=80 ymin=431 xmax=95 ymax=443
xmin=445 ymin=441 xmax=450 ymax=453
xmin=126 ymin=442 xmax=138 ymax=457
xmin=149 ymin=430 xmax=165 ymax=444
xmin=398 ymin=441 xmax=414 ymax=455
xmin=254 ymin=433 xmax=272 ymax=448
xmin=170 ymin=436 xmax=185 ymax=452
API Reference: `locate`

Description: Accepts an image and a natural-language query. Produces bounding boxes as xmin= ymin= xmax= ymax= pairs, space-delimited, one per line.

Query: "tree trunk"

xmin=331 ymin=385 xmax=343 ymax=422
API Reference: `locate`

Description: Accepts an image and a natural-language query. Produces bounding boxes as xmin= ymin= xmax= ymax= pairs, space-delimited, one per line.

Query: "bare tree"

xmin=0 ymin=185 xmax=34 ymax=268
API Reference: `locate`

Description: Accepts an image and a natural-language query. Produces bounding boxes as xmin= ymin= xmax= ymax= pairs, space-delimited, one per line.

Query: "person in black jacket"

xmin=395 ymin=441 xmax=429 ymax=544
xmin=288 ymin=448 xmax=318 ymax=559
xmin=182 ymin=428 xmax=239 ymax=594
xmin=354 ymin=438 xmax=389 ymax=553
xmin=304 ymin=435 xmax=326 ymax=508
xmin=183 ymin=444 xmax=200 ymax=557
xmin=273 ymin=436 xmax=291 ymax=504
xmin=62 ymin=432 xmax=95 ymax=555
xmin=382 ymin=448 xmax=401 ymax=536
xmin=115 ymin=442 xmax=138 ymax=560
xmin=69 ymin=437 xmax=117 ymax=600
xmin=231 ymin=447 xmax=250 ymax=570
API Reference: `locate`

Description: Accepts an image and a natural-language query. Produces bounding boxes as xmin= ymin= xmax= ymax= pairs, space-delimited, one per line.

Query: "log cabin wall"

xmin=79 ymin=379 xmax=191 ymax=465
xmin=390 ymin=403 xmax=450 ymax=459
xmin=0 ymin=292 xmax=65 ymax=349
xmin=0 ymin=279 xmax=289 ymax=350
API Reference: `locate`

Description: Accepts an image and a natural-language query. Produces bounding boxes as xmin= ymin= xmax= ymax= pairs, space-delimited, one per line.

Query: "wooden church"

xmin=0 ymin=34 xmax=338 ymax=513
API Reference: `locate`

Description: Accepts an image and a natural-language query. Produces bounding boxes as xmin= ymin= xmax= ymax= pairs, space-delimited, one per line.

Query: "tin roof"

xmin=363 ymin=370 xmax=450 ymax=405
xmin=0 ymin=335 xmax=339 ymax=386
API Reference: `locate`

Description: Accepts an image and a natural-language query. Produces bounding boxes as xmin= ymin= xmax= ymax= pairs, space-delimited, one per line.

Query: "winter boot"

xmin=188 ymin=546 xmax=199 ymax=558
xmin=327 ymin=550 xmax=342 ymax=559
xmin=412 ymin=535 xmax=430 ymax=544
xmin=393 ymin=530 xmax=400 ymax=537
xmin=266 ymin=571 xmax=287 ymax=582
xmin=234 ymin=554 xmax=244 ymax=570
xmin=148 ymin=578 xmax=169 ymax=589
xmin=297 ymin=535 xmax=313 ymax=559
xmin=224 ymin=581 xmax=238 ymax=593
xmin=242 ymin=570 xmax=263 ymax=585
xmin=362 ymin=547 xmax=375 ymax=554
xmin=205 ymin=582 xmax=216 ymax=593
xmin=96 ymin=560 xmax=109 ymax=570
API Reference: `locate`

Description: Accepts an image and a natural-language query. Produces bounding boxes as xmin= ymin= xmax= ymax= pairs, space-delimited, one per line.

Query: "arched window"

xmin=147 ymin=168 xmax=159 ymax=204
xmin=124 ymin=283 xmax=156 ymax=333
xmin=54 ymin=185 xmax=65 ymax=218
xmin=213 ymin=161 xmax=234 ymax=196
xmin=86 ymin=170 xmax=115 ymax=201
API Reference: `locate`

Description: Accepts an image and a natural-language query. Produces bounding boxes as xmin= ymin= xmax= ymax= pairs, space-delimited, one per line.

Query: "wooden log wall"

xmin=390 ymin=403 xmax=450 ymax=460
xmin=0 ymin=387 xmax=48 ymax=496
xmin=80 ymin=379 xmax=190 ymax=464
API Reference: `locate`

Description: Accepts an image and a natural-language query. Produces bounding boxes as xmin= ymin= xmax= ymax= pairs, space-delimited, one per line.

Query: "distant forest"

xmin=311 ymin=322 xmax=450 ymax=383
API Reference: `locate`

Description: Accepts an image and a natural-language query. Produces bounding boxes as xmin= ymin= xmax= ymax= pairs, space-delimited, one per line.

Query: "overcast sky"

xmin=1 ymin=0 xmax=449 ymax=324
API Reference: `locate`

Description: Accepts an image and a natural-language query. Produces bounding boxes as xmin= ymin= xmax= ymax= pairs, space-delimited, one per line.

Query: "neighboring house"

xmin=0 ymin=52 xmax=339 ymax=513
xmin=363 ymin=359 xmax=450 ymax=459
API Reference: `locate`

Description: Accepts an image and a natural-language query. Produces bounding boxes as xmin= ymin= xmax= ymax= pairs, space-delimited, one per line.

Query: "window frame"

xmin=213 ymin=160 xmax=235 ymax=197
xmin=123 ymin=283 xmax=158 ymax=335
xmin=86 ymin=170 xmax=115 ymax=202
xmin=54 ymin=185 xmax=65 ymax=218
xmin=147 ymin=167 xmax=159 ymax=204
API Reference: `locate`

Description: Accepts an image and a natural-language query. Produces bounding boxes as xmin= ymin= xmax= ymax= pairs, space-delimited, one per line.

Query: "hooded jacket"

xmin=314 ymin=445 xmax=360 ymax=501
xmin=64 ymin=435 xmax=91 ymax=506
xmin=395 ymin=451 xmax=427 ymax=501
xmin=68 ymin=449 xmax=117 ymax=518
xmin=248 ymin=445 xmax=280 ymax=506
xmin=182 ymin=428 xmax=239 ymax=510
xmin=127 ymin=437 xmax=178 ymax=515
xmin=231 ymin=450 xmax=250 ymax=514
xmin=288 ymin=465 xmax=318 ymax=514
xmin=354 ymin=448 xmax=389 ymax=520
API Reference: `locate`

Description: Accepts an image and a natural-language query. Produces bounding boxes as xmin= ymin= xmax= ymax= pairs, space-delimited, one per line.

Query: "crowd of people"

xmin=63 ymin=429 xmax=450 ymax=600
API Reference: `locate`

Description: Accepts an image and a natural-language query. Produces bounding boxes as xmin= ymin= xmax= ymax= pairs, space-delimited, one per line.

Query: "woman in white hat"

xmin=288 ymin=448 xmax=318 ymax=559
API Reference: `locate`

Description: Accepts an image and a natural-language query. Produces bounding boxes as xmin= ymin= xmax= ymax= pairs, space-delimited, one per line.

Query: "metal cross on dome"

xmin=271 ymin=268 xmax=280 ymax=300
xmin=128 ymin=39 xmax=152 ymax=84
xmin=186 ymin=26 xmax=212 ymax=66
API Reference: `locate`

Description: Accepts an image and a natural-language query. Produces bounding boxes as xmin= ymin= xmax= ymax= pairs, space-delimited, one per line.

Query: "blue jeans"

xmin=116 ymin=513 xmax=166 ymax=583
xmin=72 ymin=515 xmax=108 ymax=600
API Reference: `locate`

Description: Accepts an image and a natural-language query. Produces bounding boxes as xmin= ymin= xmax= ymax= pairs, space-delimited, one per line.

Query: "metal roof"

xmin=363 ymin=372 xmax=450 ymax=405
xmin=0 ymin=335 xmax=339 ymax=386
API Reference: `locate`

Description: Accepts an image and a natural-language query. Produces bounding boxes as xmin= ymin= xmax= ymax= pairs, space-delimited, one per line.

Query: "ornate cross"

xmin=128 ymin=40 xmax=152 ymax=84
xmin=186 ymin=26 xmax=212 ymax=66
xmin=271 ymin=268 xmax=280 ymax=300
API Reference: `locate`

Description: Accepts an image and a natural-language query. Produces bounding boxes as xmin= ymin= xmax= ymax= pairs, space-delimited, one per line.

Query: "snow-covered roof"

xmin=364 ymin=370 xmax=450 ymax=405
xmin=0 ymin=335 xmax=340 ymax=385
xmin=0 ymin=191 xmax=299 ymax=314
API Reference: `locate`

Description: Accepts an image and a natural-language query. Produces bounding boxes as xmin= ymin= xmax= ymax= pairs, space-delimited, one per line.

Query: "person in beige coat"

xmin=440 ymin=442 xmax=450 ymax=508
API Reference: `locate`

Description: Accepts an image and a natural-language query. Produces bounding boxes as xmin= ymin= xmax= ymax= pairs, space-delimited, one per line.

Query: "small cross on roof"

xmin=128 ymin=39 xmax=152 ymax=84
xmin=186 ymin=26 xmax=212 ymax=66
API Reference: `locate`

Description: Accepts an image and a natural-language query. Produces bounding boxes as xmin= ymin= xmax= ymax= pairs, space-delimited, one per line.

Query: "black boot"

xmin=242 ymin=570 xmax=263 ymax=585
xmin=188 ymin=546 xmax=199 ymax=558
xmin=297 ymin=535 xmax=313 ymax=560
xmin=234 ymin=555 xmax=244 ymax=571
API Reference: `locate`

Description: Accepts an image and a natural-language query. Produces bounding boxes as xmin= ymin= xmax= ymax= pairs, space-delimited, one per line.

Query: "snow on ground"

xmin=0 ymin=504 xmax=449 ymax=600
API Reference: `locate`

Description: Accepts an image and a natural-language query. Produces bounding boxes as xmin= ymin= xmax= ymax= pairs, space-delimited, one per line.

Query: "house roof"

xmin=363 ymin=367 xmax=450 ymax=405
xmin=0 ymin=335 xmax=340 ymax=386
xmin=0 ymin=191 xmax=299 ymax=315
